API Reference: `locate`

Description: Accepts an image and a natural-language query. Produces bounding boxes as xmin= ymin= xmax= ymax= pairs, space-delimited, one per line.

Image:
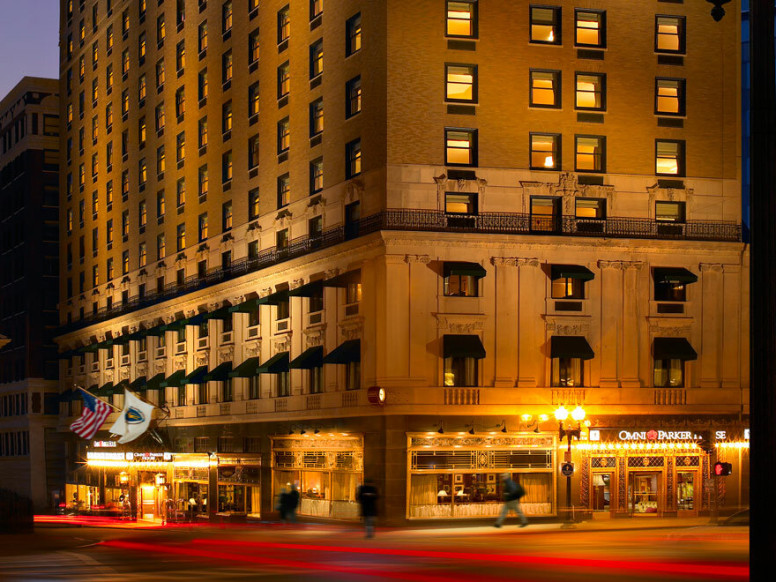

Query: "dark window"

xmin=444 ymin=356 xmax=477 ymax=387
xmin=654 ymin=359 xmax=683 ymax=387
xmin=552 ymin=358 xmax=583 ymax=387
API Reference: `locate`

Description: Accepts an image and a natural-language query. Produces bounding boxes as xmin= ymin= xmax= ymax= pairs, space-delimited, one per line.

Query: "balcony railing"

xmin=63 ymin=209 xmax=741 ymax=333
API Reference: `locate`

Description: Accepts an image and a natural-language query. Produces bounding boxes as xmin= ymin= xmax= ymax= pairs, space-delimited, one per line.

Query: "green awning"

xmin=289 ymin=346 xmax=324 ymax=369
xmin=257 ymin=352 xmax=290 ymax=373
xmin=87 ymin=384 xmax=100 ymax=394
xmin=203 ymin=306 xmax=233 ymax=321
xmin=129 ymin=376 xmax=147 ymax=391
xmin=145 ymin=372 xmax=166 ymax=391
xmin=323 ymin=269 xmax=361 ymax=288
xmin=58 ymin=389 xmax=77 ymax=403
xmin=229 ymin=298 xmax=263 ymax=313
xmin=97 ymin=339 xmax=117 ymax=351
xmin=160 ymin=369 xmax=187 ymax=388
xmin=653 ymin=337 xmax=697 ymax=361
xmin=443 ymin=335 xmax=486 ymax=359
xmin=229 ymin=357 xmax=261 ymax=378
xmin=78 ymin=343 xmax=101 ymax=354
xmin=58 ymin=350 xmax=77 ymax=359
xmin=183 ymin=365 xmax=210 ymax=385
xmin=186 ymin=313 xmax=209 ymax=326
xmin=110 ymin=379 xmax=129 ymax=394
xmin=551 ymin=264 xmax=595 ymax=281
xmin=204 ymin=362 xmax=233 ymax=381
xmin=653 ymin=267 xmax=698 ymax=285
xmin=96 ymin=382 xmax=114 ymax=396
xmin=323 ymin=340 xmax=361 ymax=364
xmin=550 ymin=336 xmax=595 ymax=360
xmin=159 ymin=319 xmax=189 ymax=332
xmin=264 ymin=289 xmax=289 ymax=305
xmin=443 ymin=262 xmax=487 ymax=278
xmin=288 ymin=280 xmax=324 ymax=298
xmin=143 ymin=326 xmax=167 ymax=337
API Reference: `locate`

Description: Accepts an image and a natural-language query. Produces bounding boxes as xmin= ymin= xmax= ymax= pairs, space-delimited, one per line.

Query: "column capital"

xmin=699 ymin=263 xmax=724 ymax=273
xmin=403 ymin=254 xmax=431 ymax=264
xmin=490 ymin=257 xmax=540 ymax=267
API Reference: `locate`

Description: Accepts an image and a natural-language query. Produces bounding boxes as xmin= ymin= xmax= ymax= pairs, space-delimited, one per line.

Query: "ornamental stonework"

xmin=544 ymin=315 xmax=590 ymax=336
xmin=409 ymin=435 xmax=554 ymax=449
xmin=435 ymin=314 xmax=487 ymax=334
xmin=339 ymin=316 xmax=364 ymax=340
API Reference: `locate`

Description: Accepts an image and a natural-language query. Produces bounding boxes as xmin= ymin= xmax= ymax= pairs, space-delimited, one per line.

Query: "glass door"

xmin=676 ymin=471 xmax=696 ymax=514
xmin=629 ymin=472 xmax=660 ymax=516
xmin=592 ymin=472 xmax=612 ymax=512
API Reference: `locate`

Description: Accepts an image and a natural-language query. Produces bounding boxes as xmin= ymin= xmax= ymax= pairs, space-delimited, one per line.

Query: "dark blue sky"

xmin=0 ymin=0 xmax=60 ymax=100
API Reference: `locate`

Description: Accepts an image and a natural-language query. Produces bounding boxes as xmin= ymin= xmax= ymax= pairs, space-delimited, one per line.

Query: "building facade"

xmin=0 ymin=77 xmax=63 ymax=511
xmin=56 ymin=0 xmax=747 ymax=523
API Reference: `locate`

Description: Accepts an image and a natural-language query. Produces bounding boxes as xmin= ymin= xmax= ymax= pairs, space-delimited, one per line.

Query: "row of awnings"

xmin=445 ymin=263 xmax=697 ymax=285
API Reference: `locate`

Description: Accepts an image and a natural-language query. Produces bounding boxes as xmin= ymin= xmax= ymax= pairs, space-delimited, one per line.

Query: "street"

xmin=0 ymin=519 xmax=749 ymax=581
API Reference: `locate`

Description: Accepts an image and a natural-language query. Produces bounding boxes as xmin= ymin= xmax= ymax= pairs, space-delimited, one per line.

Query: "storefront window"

xmin=677 ymin=471 xmax=694 ymax=511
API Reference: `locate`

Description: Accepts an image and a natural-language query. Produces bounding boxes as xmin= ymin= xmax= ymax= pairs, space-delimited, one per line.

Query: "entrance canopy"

xmin=550 ymin=336 xmax=595 ymax=360
xmin=653 ymin=337 xmax=698 ymax=361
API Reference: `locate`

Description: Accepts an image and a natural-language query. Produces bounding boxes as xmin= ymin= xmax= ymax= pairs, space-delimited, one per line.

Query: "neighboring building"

xmin=0 ymin=77 xmax=64 ymax=511
xmin=57 ymin=1 xmax=747 ymax=524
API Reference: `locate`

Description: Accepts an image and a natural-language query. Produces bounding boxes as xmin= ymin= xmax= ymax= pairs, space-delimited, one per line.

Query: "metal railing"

xmin=62 ymin=209 xmax=741 ymax=333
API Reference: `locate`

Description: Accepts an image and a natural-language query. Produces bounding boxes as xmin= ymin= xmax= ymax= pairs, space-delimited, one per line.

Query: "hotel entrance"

xmin=629 ymin=472 xmax=661 ymax=515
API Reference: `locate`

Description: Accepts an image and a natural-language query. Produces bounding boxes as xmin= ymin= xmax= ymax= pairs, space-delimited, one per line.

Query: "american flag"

xmin=70 ymin=390 xmax=112 ymax=439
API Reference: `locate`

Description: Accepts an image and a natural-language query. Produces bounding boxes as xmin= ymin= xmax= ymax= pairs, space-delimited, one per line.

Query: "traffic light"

xmin=714 ymin=462 xmax=733 ymax=476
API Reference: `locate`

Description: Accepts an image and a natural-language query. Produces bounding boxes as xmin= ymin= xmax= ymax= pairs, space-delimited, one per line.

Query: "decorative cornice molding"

xmin=435 ymin=313 xmax=487 ymax=334
xmin=544 ymin=315 xmax=591 ymax=336
xmin=699 ymin=263 xmax=723 ymax=273
xmin=339 ymin=316 xmax=365 ymax=340
xmin=404 ymin=254 xmax=431 ymax=264
xmin=490 ymin=257 xmax=540 ymax=268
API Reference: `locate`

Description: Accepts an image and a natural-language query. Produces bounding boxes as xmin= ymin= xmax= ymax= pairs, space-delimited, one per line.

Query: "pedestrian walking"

xmin=286 ymin=484 xmax=300 ymax=523
xmin=277 ymin=487 xmax=289 ymax=523
xmin=356 ymin=479 xmax=379 ymax=538
xmin=494 ymin=472 xmax=528 ymax=528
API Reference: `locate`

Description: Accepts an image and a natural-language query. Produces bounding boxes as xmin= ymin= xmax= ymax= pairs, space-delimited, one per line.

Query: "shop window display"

xmin=676 ymin=471 xmax=695 ymax=511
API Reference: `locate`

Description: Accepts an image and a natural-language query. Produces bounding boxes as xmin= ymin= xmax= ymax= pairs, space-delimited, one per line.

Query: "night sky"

xmin=0 ymin=0 xmax=60 ymax=100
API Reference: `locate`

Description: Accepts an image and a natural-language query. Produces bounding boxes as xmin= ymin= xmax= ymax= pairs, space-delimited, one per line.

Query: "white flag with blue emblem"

xmin=109 ymin=390 xmax=155 ymax=444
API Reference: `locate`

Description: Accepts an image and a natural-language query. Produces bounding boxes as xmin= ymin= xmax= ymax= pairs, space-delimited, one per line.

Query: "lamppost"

xmin=555 ymin=405 xmax=586 ymax=528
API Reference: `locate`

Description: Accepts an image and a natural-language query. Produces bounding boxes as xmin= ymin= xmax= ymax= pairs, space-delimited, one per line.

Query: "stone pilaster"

xmin=699 ymin=263 xmax=724 ymax=388
xmin=597 ymin=260 xmax=626 ymax=387
xmin=515 ymin=258 xmax=542 ymax=387
xmin=491 ymin=257 xmax=519 ymax=387
xmin=621 ymin=261 xmax=644 ymax=387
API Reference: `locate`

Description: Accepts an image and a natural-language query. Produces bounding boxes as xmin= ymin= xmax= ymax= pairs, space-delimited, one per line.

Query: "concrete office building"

xmin=57 ymin=1 xmax=747 ymax=523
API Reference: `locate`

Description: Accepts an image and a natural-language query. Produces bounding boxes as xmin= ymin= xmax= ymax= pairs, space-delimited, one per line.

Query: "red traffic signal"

xmin=714 ymin=462 xmax=733 ymax=476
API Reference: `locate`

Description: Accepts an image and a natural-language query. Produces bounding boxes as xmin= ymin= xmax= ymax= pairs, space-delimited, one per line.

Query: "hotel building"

xmin=56 ymin=0 xmax=747 ymax=523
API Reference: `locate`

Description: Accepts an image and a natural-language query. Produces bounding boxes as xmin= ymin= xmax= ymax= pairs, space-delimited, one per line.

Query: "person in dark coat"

xmin=277 ymin=487 xmax=289 ymax=523
xmin=356 ymin=479 xmax=379 ymax=538
xmin=286 ymin=484 xmax=300 ymax=523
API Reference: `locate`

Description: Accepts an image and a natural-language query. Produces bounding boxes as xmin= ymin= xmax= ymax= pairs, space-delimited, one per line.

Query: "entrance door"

xmin=591 ymin=472 xmax=612 ymax=512
xmin=629 ymin=472 xmax=661 ymax=516
xmin=676 ymin=471 xmax=697 ymax=515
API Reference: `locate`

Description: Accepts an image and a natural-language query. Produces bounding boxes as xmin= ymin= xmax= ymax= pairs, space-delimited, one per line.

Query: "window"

xmin=198 ymin=165 xmax=209 ymax=196
xmin=530 ymin=6 xmax=561 ymax=44
xmin=198 ymin=117 xmax=208 ymax=147
xmin=445 ymin=128 xmax=476 ymax=166
xmin=122 ymin=48 xmax=130 ymax=75
xmin=655 ymin=15 xmax=686 ymax=54
xmin=177 ymin=178 xmax=186 ymax=207
xmin=346 ymin=13 xmax=362 ymax=56
xmin=446 ymin=1 xmax=477 ymax=38
xmin=176 ymin=87 xmax=185 ymax=118
xmin=139 ymin=158 xmax=148 ymax=185
xmin=174 ymin=134 xmax=185 ymax=165
xmin=121 ymin=89 xmax=130 ymax=115
xmin=176 ymin=40 xmax=186 ymax=71
xmin=138 ymin=74 xmax=147 ymax=101
xmin=249 ymin=82 xmax=260 ymax=116
xmin=106 ymin=24 xmax=113 ymax=50
xmin=346 ymin=139 xmax=362 ymax=178
xmin=575 ymin=10 xmax=605 ymax=48
xmin=222 ymin=1 xmax=233 ymax=33
xmin=176 ymin=223 xmax=186 ymax=251
xmin=222 ymin=201 xmax=233 ymax=231
xmin=575 ymin=198 xmax=606 ymax=219
xmin=309 ymin=215 xmax=323 ymax=242
xmin=122 ymin=250 xmax=130 ymax=275
xmin=249 ymin=188 xmax=260 ymax=219
xmin=157 ymin=233 xmax=166 ymax=259
xmin=445 ymin=64 xmax=477 ymax=103
xmin=277 ymin=117 xmax=290 ymax=153
xmin=575 ymin=135 xmax=605 ymax=173
xmin=106 ymin=63 xmax=114 ymax=90
xmin=198 ymin=69 xmax=208 ymax=101
xmin=157 ymin=190 xmax=166 ymax=217
xmin=222 ymin=50 xmax=233 ymax=84
xmin=653 ymin=358 xmax=684 ymax=387
xmin=139 ymin=32 xmax=147 ymax=60
xmin=346 ymin=361 xmax=361 ymax=390
xmin=278 ymin=62 xmax=290 ymax=98
xmin=278 ymin=5 xmax=290 ymax=44
xmin=198 ymin=213 xmax=208 ymax=241
xmin=222 ymin=150 xmax=233 ymax=182
xmin=530 ymin=133 xmax=561 ymax=170
xmin=575 ymin=73 xmax=606 ymax=111
xmin=309 ymin=367 xmax=323 ymax=394
xmin=276 ymin=229 xmax=289 ymax=251
xmin=445 ymin=192 xmax=477 ymax=215
xmin=157 ymin=145 xmax=166 ymax=174
xmin=656 ymin=78 xmax=685 ymax=116
xmin=122 ymin=210 xmax=130 ymax=237
xmin=155 ymin=103 xmax=165 ymax=130
xmin=277 ymin=173 xmax=290 ymax=208
xmin=310 ymin=0 xmax=323 ymax=20
xmin=198 ymin=21 xmax=208 ymax=53
xmin=92 ymin=191 xmax=99 ymax=214
xmin=177 ymin=0 xmax=185 ymax=26
xmin=106 ymin=181 xmax=114 ymax=206
xmin=107 ymin=257 xmax=114 ymax=280
xmin=249 ymin=29 xmax=260 ymax=64
xmin=121 ymin=170 xmax=129 ymax=197
xmin=653 ymin=270 xmax=692 ymax=302
xmin=139 ymin=117 xmax=147 ymax=146
xmin=444 ymin=356 xmax=477 ymax=387
xmin=346 ymin=76 xmax=362 ymax=118
xmin=248 ymin=135 xmax=260 ymax=169
xmin=531 ymin=196 xmax=561 ymax=231
xmin=551 ymin=277 xmax=585 ymax=300
xmin=655 ymin=201 xmax=686 ymax=223
xmin=157 ymin=13 xmax=166 ymax=43
xmin=92 ymin=265 xmax=99 ymax=287
xmin=222 ymin=101 xmax=233 ymax=133
xmin=139 ymin=201 xmax=147 ymax=227
xmin=106 ymin=141 xmax=113 ymax=166
xmin=552 ymin=358 xmax=583 ymax=387
xmin=655 ymin=140 xmax=685 ymax=176
xmin=310 ymin=40 xmax=323 ymax=78
xmin=444 ymin=272 xmax=478 ymax=297
xmin=310 ymin=158 xmax=323 ymax=193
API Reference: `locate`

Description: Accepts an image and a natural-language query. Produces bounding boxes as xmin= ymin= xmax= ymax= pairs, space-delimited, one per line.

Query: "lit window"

xmin=106 ymin=103 xmax=114 ymax=129
xmin=346 ymin=13 xmax=362 ymax=56
xmin=198 ymin=117 xmax=208 ymax=147
xmin=157 ymin=233 xmax=166 ymax=259
xmin=177 ymin=223 xmax=186 ymax=251
xmin=310 ymin=158 xmax=323 ymax=193
xmin=530 ymin=70 xmax=561 ymax=108
xmin=121 ymin=89 xmax=129 ymax=115
xmin=222 ymin=1 xmax=233 ymax=33
xmin=222 ymin=50 xmax=233 ymax=84
xmin=199 ymin=21 xmax=208 ymax=52
xmin=278 ymin=5 xmax=290 ymax=43
xmin=445 ymin=192 xmax=477 ymax=215
xmin=310 ymin=40 xmax=323 ymax=78
xmin=157 ymin=145 xmax=166 ymax=173
xmin=655 ymin=15 xmax=685 ymax=54
xmin=575 ymin=198 xmax=606 ymax=220
xmin=653 ymin=358 xmax=684 ymax=387
xmin=552 ymin=358 xmax=584 ymax=387
xmin=198 ymin=69 xmax=208 ymax=101
xmin=575 ymin=135 xmax=605 ymax=173
xmin=222 ymin=150 xmax=233 ymax=182
xmin=278 ymin=62 xmax=290 ymax=98
xmin=310 ymin=0 xmax=323 ymax=20
xmin=530 ymin=133 xmax=560 ymax=170
xmin=176 ymin=40 xmax=186 ymax=71
xmin=575 ymin=10 xmax=605 ymax=48
xmin=139 ymin=117 xmax=147 ymax=146
xmin=177 ymin=178 xmax=185 ymax=207
xmin=446 ymin=1 xmax=477 ymax=38
xmin=139 ymin=158 xmax=148 ymax=185
xmin=107 ymin=258 xmax=114 ymax=280
xmin=656 ymin=78 xmax=685 ymax=116
xmin=157 ymin=190 xmax=166 ymax=217
xmin=139 ymin=243 xmax=147 ymax=267
xmin=346 ymin=139 xmax=362 ymax=178
xmin=139 ymin=201 xmax=147 ymax=226
xmin=199 ymin=213 xmax=208 ymax=242
xmin=530 ymin=6 xmax=561 ymax=45
xmin=249 ymin=82 xmax=260 ymax=116
xmin=139 ymin=32 xmax=147 ymax=59
xmin=249 ymin=135 xmax=260 ymax=169
xmin=176 ymin=132 xmax=185 ymax=161
xmin=575 ymin=73 xmax=606 ymax=110
xmin=346 ymin=76 xmax=362 ymax=117
xmin=198 ymin=165 xmax=209 ymax=196
xmin=106 ymin=64 xmax=114 ymax=89
xmin=121 ymin=49 xmax=130 ymax=74
xmin=122 ymin=250 xmax=130 ymax=275
xmin=445 ymin=128 xmax=476 ymax=166
xmin=222 ymin=201 xmax=233 ymax=231
xmin=277 ymin=173 xmax=290 ymax=208
xmin=222 ymin=101 xmax=233 ymax=133
xmin=138 ymin=74 xmax=147 ymax=101
xmin=310 ymin=98 xmax=324 ymax=136
xmin=655 ymin=140 xmax=685 ymax=176
xmin=445 ymin=64 xmax=476 ymax=102
xmin=249 ymin=29 xmax=260 ymax=63
xmin=278 ymin=118 xmax=290 ymax=153
xmin=157 ymin=14 xmax=166 ymax=42
xmin=155 ymin=103 xmax=165 ymax=130
xmin=655 ymin=201 xmax=686 ymax=223
xmin=249 ymin=188 xmax=260 ymax=219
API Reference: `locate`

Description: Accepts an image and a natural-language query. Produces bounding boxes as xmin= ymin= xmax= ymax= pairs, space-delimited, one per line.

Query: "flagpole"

xmin=73 ymin=384 xmax=122 ymax=412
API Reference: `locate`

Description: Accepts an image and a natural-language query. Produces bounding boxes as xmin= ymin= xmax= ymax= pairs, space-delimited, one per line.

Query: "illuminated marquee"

xmin=617 ymin=430 xmax=701 ymax=441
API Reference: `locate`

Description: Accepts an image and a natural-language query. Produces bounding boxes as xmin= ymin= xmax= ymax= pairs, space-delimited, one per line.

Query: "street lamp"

xmin=556 ymin=405 xmax=585 ymax=528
